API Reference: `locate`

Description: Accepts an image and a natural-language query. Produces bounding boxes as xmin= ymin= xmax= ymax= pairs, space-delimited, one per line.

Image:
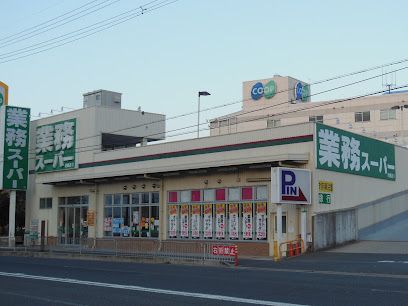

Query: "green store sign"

xmin=1 ymin=106 xmax=30 ymax=190
xmin=316 ymin=123 xmax=396 ymax=181
xmin=318 ymin=193 xmax=331 ymax=205
xmin=35 ymin=118 xmax=77 ymax=173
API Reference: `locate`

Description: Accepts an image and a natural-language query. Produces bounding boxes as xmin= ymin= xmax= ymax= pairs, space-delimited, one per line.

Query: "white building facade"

xmin=24 ymin=90 xmax=408 ymax=256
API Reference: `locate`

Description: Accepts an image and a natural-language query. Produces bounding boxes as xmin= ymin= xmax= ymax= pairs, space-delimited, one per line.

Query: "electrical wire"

xmin=0 ymin=0 xmax=119 ymax=47
xmin=0 ymin=0 xmax=161 ymax=60
xmin=0 ymin=0 xmax=176 ymax=64
xmin=24 ymin=67 xmax=408 ymax=159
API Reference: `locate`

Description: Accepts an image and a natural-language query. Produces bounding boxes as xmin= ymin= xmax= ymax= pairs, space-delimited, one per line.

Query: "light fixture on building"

xmin=123 ymin=185 xmax=128 ymax=190
xmin=217 ymin=178 xmax=222 ymax=184
xmin=152 ymin=183 xmax=157 ymax=189
xmin=132 ymin=185 xmax=136 ymax=190
xmin=141 ymin=184 xmax=146 ymax=189
xmin=197 ymin=91 xmax=211 ymax=138
xmin=203 ymin=179 xmax=209 ymax=185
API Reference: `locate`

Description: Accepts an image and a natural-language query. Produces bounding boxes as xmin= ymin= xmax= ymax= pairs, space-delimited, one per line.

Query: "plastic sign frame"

xmin=0 ymin=81 xmax=9 ymax=107
xmin=271 ymin=167 xmax=312 ymax=205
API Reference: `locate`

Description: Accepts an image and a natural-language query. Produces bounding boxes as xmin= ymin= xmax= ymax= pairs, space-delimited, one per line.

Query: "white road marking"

xmin=0 ymin=271 xmax=307 ymax=306
xmin=1 ymin=290 xmax=87 ymax=306
xmin=378 ymin=260 xmax=408 ymax=264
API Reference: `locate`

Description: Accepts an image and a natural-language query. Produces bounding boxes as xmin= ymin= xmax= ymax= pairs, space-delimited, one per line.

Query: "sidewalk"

xmin=326 ymin=240 xmax=408 ymax=254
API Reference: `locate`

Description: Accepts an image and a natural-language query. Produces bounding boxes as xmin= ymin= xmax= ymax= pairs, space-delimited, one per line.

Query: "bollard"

xmin=273 ymin=240 xmax=280 ymax=261
xmin=234 ymin=245 xmax=239 ymax=267
xmin=295 ymin=241 xmax=300 ymax=256
xmin=289 ymin=242 xmax=294 ymax=257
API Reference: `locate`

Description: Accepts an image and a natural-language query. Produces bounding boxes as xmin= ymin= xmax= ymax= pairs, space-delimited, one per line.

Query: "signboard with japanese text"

xmin=319 ymin=193 xmax=331 ymax=204
xmin=203 ymin=204 xmax=213 ymax=238
xmin=319 ymin=180 xmax=333 ymax=193
xmin=168 ymin=205 xmax=177 ymax=238
xmin=180 ymin=204 xmax=189 ymax=238
xmin=30 ymin=219 xmax=39 ymax=240
xmin=211 ymin=245 xmax=237 ymax=257
xmin=103 ymin=217 xmax=112 ymax=232
xmin=87 ymin=210 xmax=95 ymax=226
xmin=228 ymin=204 xmax=239 ymax=239
xmin=191 ymin=205 xmax=200 ymax=238
xmin=35 ymin=118 xmax=76 ymax=173
xmin=242 ymin=203 xmax=253 ymax=239
xmin=316 ymin=123 xmax=395 ymax=180
xmin=0 ymin=106 xmax=30 ymax=190
xmin=112 ymin=218 xmax=123 ymax=235
xmin=215 ymin=204 xmax=225 ymax=239
xmin=256 ymin=202 xmax=267 ymax=240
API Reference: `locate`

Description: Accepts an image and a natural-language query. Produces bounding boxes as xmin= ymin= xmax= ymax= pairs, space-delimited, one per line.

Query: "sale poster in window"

xmin=168 ymin=205 xmax=177 ymax=238
xmin=180 ymin=205 xmax=189 ymax=238
xmin=216 ymin=204 xmax=226 ymax=239
xmin=191 ymin=205 xmax=201 ymax=238
xmin=256 ymin=202 xmax=267 ymax=240
xmin=242 ymin=203 xmax=253 ymax=239
xmin=229 ymin=203 xmax=239 ymax=239
xmin=203 ymin=204 xmax=213 ymax=238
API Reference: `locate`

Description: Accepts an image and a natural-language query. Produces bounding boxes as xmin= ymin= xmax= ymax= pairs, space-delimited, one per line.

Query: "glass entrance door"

xmin=58 ymin=196 xmax=89 ymax=245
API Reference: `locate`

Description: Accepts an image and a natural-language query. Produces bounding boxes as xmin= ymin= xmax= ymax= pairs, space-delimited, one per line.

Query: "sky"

xmin=1 ymin=0 xmax=408 ymax=140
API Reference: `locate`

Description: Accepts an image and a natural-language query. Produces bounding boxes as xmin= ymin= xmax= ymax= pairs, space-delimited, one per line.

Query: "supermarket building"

xmin=25 ymin=88 xmax=408 ymax=256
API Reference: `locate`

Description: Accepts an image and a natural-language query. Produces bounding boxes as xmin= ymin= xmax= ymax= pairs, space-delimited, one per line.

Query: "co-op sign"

xmin=271 ymin=167 xmax=311 ymax=204
xmin=251 ymin=80 xmax=277 ymax=100
xmin=251 ymin=79 xmax=310 ymax=102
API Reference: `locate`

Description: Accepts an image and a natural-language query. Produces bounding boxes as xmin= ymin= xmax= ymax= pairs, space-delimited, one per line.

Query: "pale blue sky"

xmin=1 ymin=0 xmax=408 ymax=139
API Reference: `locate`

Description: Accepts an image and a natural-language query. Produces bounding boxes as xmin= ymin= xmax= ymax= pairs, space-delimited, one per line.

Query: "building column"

xmin=89 ymin=185 xmax=98 ymax=241
xmin=8 ymin=190 xmax=16 ymax=247
xmin=276 ymin=203 xmax=282 ymax=255
xmin=301 ymin=206 xmax=307 ymax=250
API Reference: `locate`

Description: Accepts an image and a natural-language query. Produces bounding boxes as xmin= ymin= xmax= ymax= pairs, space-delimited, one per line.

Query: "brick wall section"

xmin=48 ymin=237 xmax=270 ymax=257
xmin=235 ymin=242 xmax=269 ymax=257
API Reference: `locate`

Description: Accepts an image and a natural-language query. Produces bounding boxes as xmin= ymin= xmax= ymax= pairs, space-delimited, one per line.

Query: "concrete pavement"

xmin=327 ymin=240 xmax=408 ymax=254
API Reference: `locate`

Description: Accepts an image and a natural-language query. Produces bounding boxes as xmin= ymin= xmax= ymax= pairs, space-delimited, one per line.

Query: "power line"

xmin=0 ymin=0 xmax=121 ymax=49
xmin=24 ymin=67 xmax=408 ymax=159
xmin=0 ymin=0 xmax=119 ymax=44
xmin=0 ymin=0 xmax=99 ymax=42
xmin=0 ymin=0 xmax=177 ymax=64
xmin=24 ymin=84 xmax=408 ymax=162
xmin=28 ymin=59 xmax=408 ymax=152
xmin=0 ymin=0 xmax=156 ymax=60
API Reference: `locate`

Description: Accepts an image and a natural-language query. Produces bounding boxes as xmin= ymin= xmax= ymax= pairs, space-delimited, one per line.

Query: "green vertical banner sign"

xmin=316 ymin=123 xmax=396 ymax=181
xmin=0 ymin=106 xmax=30 ymax=190
xmin=35 ymin=118 xmax=76 ymax=173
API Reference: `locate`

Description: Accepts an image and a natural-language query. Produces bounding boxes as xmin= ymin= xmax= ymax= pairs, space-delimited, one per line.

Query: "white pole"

xmin=276 ymin=204 xmax=282 ymax=250
xmin=197 ymin=95 xmax=200 ymax=138
xmin=401 ymin=108 xmax=405 ymax=146
xmin=301 ymin=206 xmax=307 ymax=248
xmin=8 ymin=190 xmax=16 ymax=247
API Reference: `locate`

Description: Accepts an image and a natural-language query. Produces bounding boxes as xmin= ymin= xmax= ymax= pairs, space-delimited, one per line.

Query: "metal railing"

xmin=15 ymin=236 xmax=238 ymax=265
xmin=279 ymin=239 xmax=304 ymax=259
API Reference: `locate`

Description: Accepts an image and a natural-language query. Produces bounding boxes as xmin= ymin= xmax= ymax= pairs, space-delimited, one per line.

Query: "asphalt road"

xmin=0 ymin=252 xmax=407 ymax=306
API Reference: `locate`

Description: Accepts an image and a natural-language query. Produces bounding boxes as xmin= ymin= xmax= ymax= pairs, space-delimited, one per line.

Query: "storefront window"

xmin=141 ymin=192 xmax=149 ymax=204
xmin=167 ymin=186 xmax=268 ymax=241
xmin=113 ymin=194 xmax=121 ymax=205
xmin=152 ymin=192 xmax=159 ymax=204
xmin=104 ymin=191 xmax=160 ymax=238
xmin=105 ymin=194 xmax=113 ymax=206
